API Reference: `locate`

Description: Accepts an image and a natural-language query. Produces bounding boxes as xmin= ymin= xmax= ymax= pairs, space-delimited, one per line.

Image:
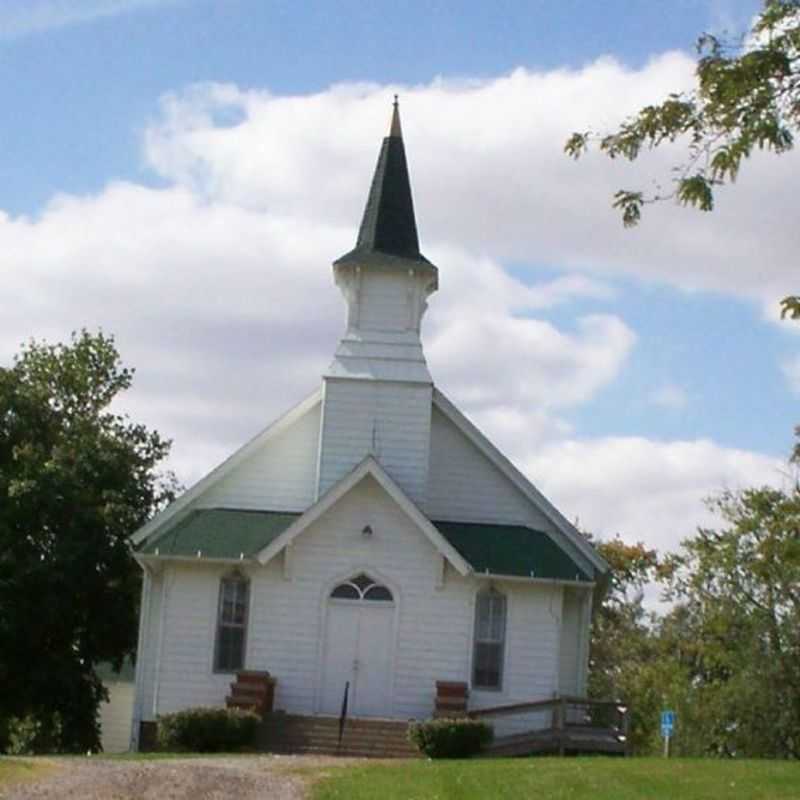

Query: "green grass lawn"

xmin=0 ymin=757 xmax=56 ymax=787
xmin=312 ymin=757 xmax=800 ymax=800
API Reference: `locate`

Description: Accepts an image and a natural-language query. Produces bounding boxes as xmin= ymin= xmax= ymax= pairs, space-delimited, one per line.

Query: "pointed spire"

xmin=335 ymin=99 xmax=434 ymax=271
xmin=389 ymin=95 xmax=402 ymax=138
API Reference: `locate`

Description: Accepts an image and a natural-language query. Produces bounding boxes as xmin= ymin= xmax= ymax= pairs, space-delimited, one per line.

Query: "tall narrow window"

xmin=214 ymin=572 xmax=249 ymax=672
xmin=472 ymin=588 xmax=506 ymax=690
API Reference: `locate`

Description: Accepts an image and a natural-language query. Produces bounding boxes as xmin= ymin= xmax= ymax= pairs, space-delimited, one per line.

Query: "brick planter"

xmin=226 ymin=670 xmax=276 ymax=715
xmin=434 ymin=680 xmax=469 ymax=717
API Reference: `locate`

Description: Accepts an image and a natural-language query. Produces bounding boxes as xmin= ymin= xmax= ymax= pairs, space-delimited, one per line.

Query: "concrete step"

xmin=258 ymin=714 xmax=419 ymax=758
xmin=263 ymin=736 xmax=413 ymax=750
xmin=262 ymin=717 xmax=410 ymax=732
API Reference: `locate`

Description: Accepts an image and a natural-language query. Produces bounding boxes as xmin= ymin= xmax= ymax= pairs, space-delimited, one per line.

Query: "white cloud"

xmin=142 ymin=65 xmax=799 ymax=316
xmin=523 ymin=437 xmax=787 ymax=553
xmin=0 ymin=0 xmax=178 ymax=39
xmin=428 ymin=311 xmax=635 ymax=411
xmin=781 ymin=355 xmax=800 ymax=394
xmin=648 ymin=384 xmax=689 ymax=410
xmin=1 ymin=61 xmax=788 ymax=545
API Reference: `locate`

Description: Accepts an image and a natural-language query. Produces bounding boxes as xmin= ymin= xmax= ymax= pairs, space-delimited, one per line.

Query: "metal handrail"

xmin=337 ymin=681 xmax=350 ymax=746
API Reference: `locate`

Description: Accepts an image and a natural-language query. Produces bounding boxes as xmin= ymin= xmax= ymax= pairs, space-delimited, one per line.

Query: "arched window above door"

xmin=330 ymin=573 xmax=393 ymax=602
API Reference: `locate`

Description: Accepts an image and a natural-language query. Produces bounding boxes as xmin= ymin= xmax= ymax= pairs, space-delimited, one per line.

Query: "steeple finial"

xmin=389 ymin=95 xmax=402 ymax=138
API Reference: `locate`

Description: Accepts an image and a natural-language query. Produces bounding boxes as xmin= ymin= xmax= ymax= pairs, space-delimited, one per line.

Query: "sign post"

xmin=661 ymin=710 xmax=675 ymax=758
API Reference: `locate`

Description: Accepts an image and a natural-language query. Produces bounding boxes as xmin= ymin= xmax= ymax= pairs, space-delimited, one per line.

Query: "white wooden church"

xmin=130 ymin=102 xmax=609 ymax=749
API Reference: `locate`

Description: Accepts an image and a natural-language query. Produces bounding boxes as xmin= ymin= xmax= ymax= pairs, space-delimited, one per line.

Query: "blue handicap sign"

xmin=661 ymin=710 xmax=676 ymax=737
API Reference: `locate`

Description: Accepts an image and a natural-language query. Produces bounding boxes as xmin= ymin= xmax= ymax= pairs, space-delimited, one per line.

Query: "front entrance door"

xmin=320 ymin=574 xmax=394 ymax=717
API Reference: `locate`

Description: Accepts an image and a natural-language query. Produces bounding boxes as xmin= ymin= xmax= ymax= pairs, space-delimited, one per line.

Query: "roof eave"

xmin=473 ymin=572 xmax=596 ymax=589
xmin=136 ymin=553 xmax=257 ymax=568
xmin=334 ymin=247 xmax=438 ymax=277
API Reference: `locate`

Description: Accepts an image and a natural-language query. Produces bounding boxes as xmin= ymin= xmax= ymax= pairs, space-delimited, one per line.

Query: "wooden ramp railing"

xmin=469 ymin=695 xmax=629 ymax=757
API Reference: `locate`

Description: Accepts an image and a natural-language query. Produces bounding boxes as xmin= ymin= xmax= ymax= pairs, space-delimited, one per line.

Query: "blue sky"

xmin=2 ymin=0 xmax=759 ymax=214
xmin=2 ymin=0 xmax=796 ymax=552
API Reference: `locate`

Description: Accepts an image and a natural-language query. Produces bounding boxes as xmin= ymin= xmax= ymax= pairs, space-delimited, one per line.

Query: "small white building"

xmin=130 ymin=102 xmax=608 ymax=747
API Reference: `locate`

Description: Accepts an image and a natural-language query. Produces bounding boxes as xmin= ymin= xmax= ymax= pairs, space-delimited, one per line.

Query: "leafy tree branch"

xmin=565 ymin=0 xmax=800 ymax=317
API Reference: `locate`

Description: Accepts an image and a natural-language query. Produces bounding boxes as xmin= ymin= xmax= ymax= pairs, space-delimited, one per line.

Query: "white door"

xmin=352 ymin=603 xmax=393 ymax=717
xmin=320 ymin=574 xmax=395 ymax=718
xmin=320 ymin=604 xmax=361 ymax=715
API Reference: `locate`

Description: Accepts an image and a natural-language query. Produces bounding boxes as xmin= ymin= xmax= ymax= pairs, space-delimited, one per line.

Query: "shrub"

xmin=156 ymin=707 xmax=260 ymax=752
xmin=408 ymin=718 xmax=493 ymax=759
xmin=3 ymin=713 xmax=64 ymax=755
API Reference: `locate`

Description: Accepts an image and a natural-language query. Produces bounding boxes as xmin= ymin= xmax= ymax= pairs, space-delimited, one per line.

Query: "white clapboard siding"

xmin=427 ymin=405 xmax=554 ymax=531
xmin=152 ymin=563 xmax=236 ymax=715
xmin=99 ymin=682 xmax=134 ymax=753
xmin=198 ymin=403 xmax=321 ymax=511
xmin=559 ymin=588 xmax=582 ymax=697
xmin=317 ymin=380 xmax=432 ymax=507
xmin=468 ymin=582 xmax=563 ymax=737
xmin=137 ymin=569 xmax=163 ymax=721
xmin=358 ymin=271 xmax=417 ymax=331
xmin=142 ymin=475 xmax=564 ymax=728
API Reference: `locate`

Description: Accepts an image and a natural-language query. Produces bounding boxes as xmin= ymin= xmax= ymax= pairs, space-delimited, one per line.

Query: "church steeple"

xmin=319 ymin=101 xmax=438 ymax=506
xmin=335 ymin=98 xmax=436 ymax=274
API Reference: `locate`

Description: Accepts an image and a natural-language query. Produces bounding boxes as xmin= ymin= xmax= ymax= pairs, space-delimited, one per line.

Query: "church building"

xmin=130 ymin=102 xmax=609 ymax=748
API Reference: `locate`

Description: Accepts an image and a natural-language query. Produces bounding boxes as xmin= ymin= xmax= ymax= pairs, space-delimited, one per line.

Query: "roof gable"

xmin=254 ymin=455 xmax=471 ymax=575
xmin=131 ymin=389 xmax=321 ymax=548
xmin=432 ymin=389 xmax=608 ymax=575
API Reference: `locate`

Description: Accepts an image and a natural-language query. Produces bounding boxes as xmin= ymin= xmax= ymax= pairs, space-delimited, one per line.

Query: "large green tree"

xmin=0 ymin=331 xmax=175 ymax=752
xmin=588 ymin=477 xmax=800 ymax=757
xmin=661 ymin=485 xmax=800 ymax=758
xmin=565 ymin=0 xmax=800 ymax=319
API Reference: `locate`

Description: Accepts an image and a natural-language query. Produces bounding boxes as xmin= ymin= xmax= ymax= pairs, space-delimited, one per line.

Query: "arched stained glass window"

xmin=330 ymin=583 xmax=360 ymax=600
xmin=330 ymin=573 xmax=393 ymax=602
xmin=364 ymin=585 xmax=393 ymax=601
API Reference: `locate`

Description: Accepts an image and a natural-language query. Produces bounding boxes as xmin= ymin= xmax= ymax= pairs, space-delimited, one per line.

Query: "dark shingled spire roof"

xmin=335 ymin=99 xmax=435 ymax=273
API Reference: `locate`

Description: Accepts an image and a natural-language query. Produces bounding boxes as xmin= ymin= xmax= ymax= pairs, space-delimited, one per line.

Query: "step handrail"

xmin=337 ymin=681 xmax=350 ymax=745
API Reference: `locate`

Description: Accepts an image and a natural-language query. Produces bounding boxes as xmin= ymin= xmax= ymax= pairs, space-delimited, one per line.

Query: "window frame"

xmin=471 ymin=587 xmax=507 ymax=692
xmin=213 ymin=571 xmax=250 ymax=674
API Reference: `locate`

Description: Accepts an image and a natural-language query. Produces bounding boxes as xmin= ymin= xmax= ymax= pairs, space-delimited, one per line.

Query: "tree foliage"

xmin=565 ymin=0 xmax=800 ymax=318
xmin=590 ymin=478 xmax=800 ymax=758
xmin=588 ymin=538 xmax=668 ymax=753
xmin=662 ymin=486 xmax=800 ymax=757
xmin=0 ymin=331 xmax=176 ymax=752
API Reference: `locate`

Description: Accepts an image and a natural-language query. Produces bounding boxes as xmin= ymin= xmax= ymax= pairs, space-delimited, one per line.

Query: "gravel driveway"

xmin=1 ymin=754 xmax=353 ymax=800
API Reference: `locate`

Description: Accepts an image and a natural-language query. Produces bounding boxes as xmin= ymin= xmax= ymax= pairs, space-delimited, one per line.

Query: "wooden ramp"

xmin=471 ymin=695 xmax=630 ymax=757
xmin=487 ymin=724 xmax=627 ymax=757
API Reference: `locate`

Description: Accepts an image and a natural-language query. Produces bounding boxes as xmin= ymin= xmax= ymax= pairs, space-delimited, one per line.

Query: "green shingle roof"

xmin=433 ymin=521 xmax=592 ymax=582
xmin=139 ymin=508 xmax=591 ymax=583
xmin=138 ymin=508 xmax=300 ymax=560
